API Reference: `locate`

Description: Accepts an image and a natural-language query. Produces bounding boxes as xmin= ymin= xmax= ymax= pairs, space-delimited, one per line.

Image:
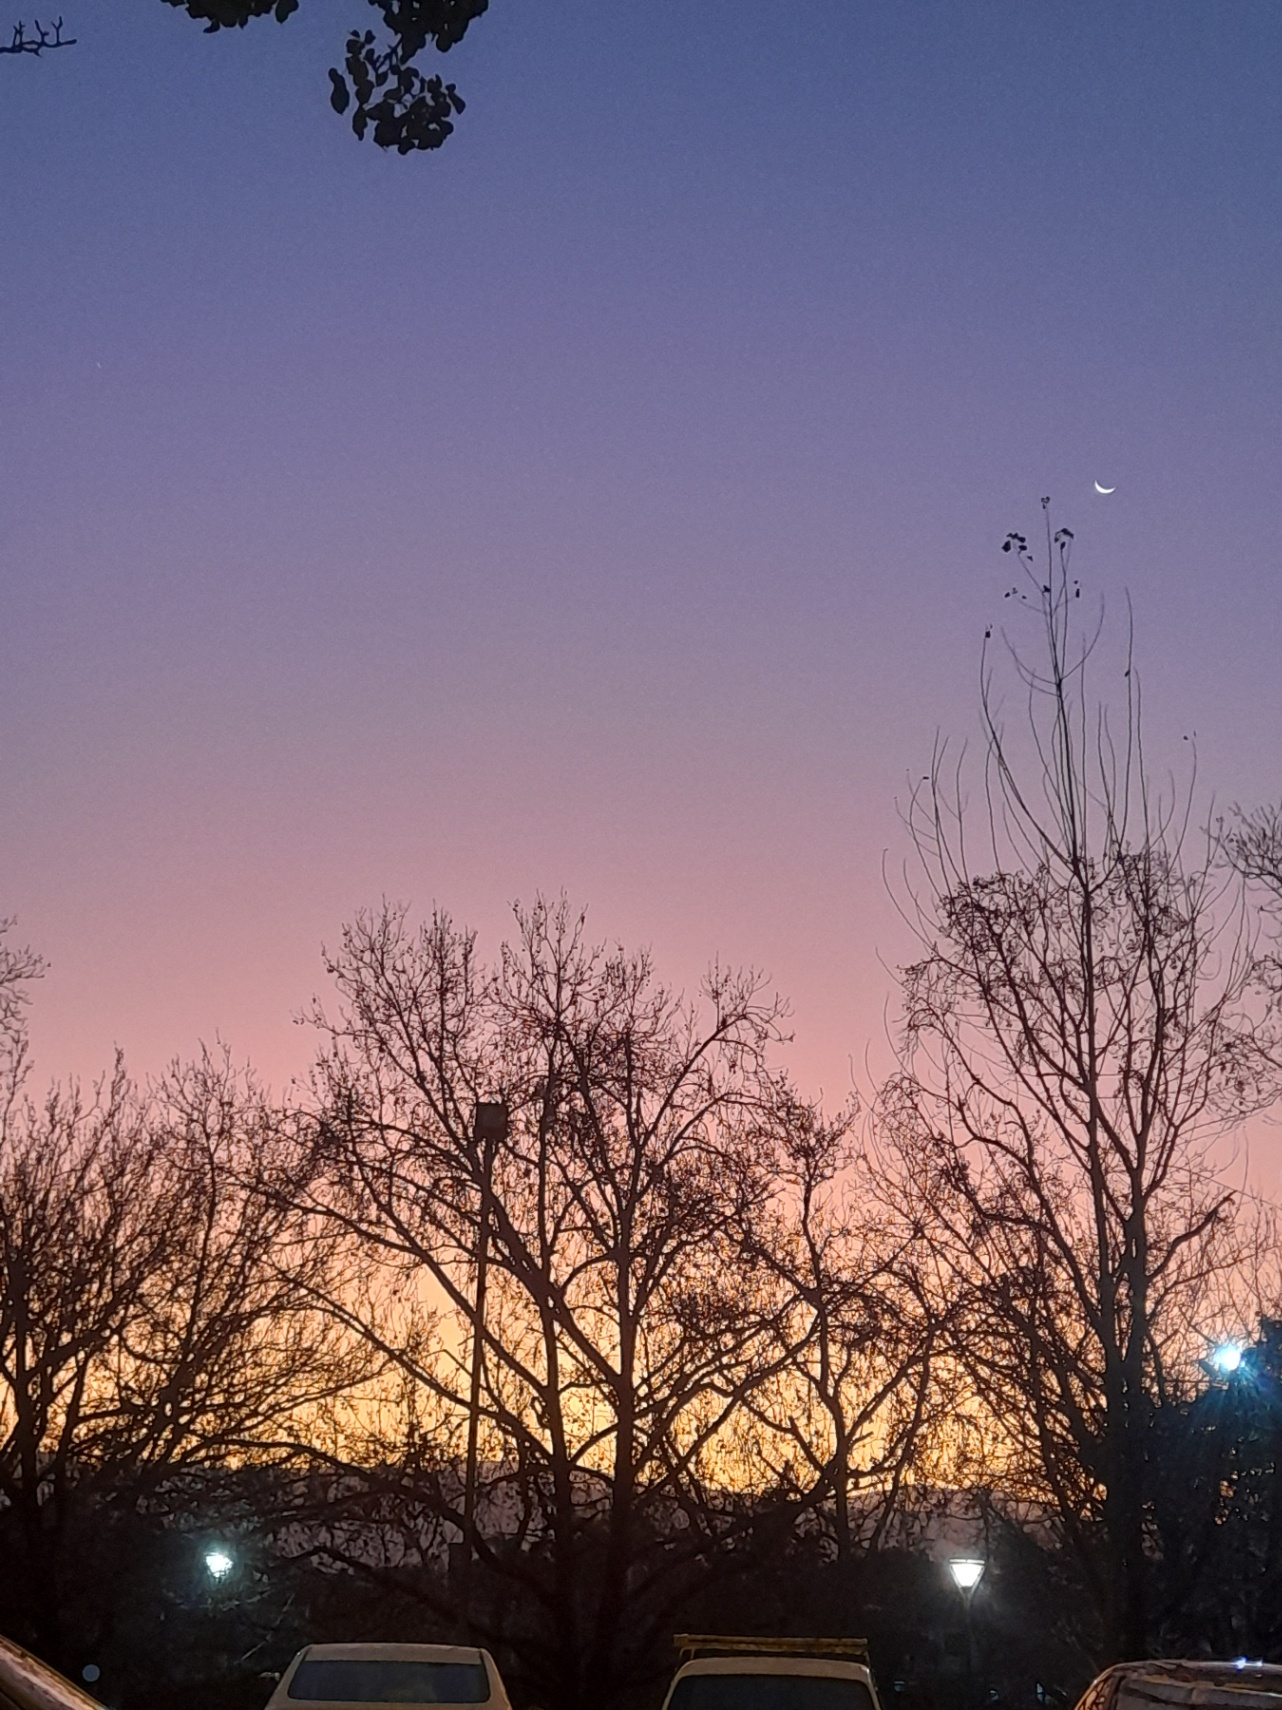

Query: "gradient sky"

xmin=2 ymin=1 xmax=1281 ymax=1161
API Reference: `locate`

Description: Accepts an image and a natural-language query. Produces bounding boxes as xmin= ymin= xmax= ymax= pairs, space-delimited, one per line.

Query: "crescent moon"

xmin=1094 ymin=481 xmax=1115 ymax=494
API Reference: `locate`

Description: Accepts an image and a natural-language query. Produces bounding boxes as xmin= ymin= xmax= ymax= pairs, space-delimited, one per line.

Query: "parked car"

xmin=1074 ymin=1662 xmax=1282 ymax=1710
xmin=265 ymin=1645 xmax=512 ymax=1710
xmin=660 ymin=1636 xmax=883 ymax=1710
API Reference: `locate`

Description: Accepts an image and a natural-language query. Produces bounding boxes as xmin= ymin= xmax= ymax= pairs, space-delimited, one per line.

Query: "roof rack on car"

xmin=674 ymin=1638 xmax=871 ymax=1665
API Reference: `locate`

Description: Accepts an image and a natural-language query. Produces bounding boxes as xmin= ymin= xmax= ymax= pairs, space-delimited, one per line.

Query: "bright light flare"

xmin=949 ymin=1557 xmax=985 ymax=1591
xmin=204 ymin=1549 xmax=234 ymax=1579
xmin=1211 ymin=1344 xmax=1244 ymax=1375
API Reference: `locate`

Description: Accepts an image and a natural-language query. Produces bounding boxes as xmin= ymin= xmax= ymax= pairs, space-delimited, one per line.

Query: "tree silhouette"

xmin=3 ymin=4 xmax=490 ymax=153
xmin=739 ymin=1096 xmax=949 ymax=1560
xmin=879 ymin=500 xmax=1277 ymax=1659
xmin=161 ymin=0 xmax=488 ymax=152
xmin=287 ymin=898 xmax=855 ymax=1710
xmin=0 ymin=935 xmax=371 ymax=1668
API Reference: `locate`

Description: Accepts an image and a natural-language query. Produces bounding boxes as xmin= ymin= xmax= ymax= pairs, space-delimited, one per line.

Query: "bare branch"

xmin=0 ymin=16 xmax=75 ymax=56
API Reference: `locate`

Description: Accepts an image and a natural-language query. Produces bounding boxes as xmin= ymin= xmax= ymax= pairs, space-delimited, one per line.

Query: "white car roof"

xmin=294 ymin=1649 xmax=487 ymax=1664
xmin=670 ymin=1660 xmax=876 ymax=1684
xmin=265 ymin=1643 xmax=507 ymax=1710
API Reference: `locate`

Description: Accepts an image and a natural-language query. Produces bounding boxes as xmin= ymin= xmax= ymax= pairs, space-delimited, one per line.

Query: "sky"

xmin=1 ymin=1 xmax=1280 ymax=1158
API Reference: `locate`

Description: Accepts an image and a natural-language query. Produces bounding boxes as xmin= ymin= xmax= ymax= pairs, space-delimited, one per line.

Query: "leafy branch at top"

xmin=160 ymin=0 xmax=490 ymax=153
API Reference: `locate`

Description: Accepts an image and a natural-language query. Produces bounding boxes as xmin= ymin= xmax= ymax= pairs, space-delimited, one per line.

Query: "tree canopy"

xmin=5 ymin=2 xmax=491 ymax=151
xmin=164 ymin=0 xmax=490 ymax=152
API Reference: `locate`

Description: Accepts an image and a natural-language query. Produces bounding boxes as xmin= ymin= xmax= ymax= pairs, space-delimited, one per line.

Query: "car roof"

xmin=294 ymin=1648 xmax=487 ymax=1664
xmin=1110 ymin=1667 xmax=1282 ymax=1679
xmin=1088 ymin=1662 xmax=1282 ymax=1710
xmin=267 ymin=1644 xmax=504 ymax=1710
xmin=672 ymin=1660 xmax=874 ymax=1681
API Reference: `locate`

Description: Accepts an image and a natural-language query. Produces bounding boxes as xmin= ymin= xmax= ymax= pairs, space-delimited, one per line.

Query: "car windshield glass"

xmin=670 ymin=1677 xmax=874 ymax=1710
xmin=288 ymin=1663 xmax=490 ymax=1704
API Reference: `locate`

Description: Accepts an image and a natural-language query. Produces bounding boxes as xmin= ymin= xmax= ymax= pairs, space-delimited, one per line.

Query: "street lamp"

xmin=204 ymin=1548 xmax=234 ymax=1579
xmin=949 ymin=1557 xmax=985 ymax=1597
xmin=948 ymin=1559 xmax=985 ymax=1710
xmin=1211 ymin=1344 xmax=1244 ymax=1376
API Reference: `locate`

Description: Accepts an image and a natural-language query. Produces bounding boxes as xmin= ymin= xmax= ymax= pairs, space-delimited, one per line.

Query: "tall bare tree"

xmin=0 ymin=943 xmax=367 ymax=1662
xmin=293 ymin=898 xmax=817 ymax=1710
xmin=878 ymin=502 xmax=1275 ymax=1658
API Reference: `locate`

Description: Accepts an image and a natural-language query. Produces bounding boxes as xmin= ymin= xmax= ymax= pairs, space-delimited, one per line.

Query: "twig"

xmin=1 ymin=17 xmax=75 ymax=56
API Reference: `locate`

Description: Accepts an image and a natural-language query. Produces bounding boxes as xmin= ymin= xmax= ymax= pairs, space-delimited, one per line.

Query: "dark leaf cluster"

xmin=159 ymin=0 xmax=488 ymax=151
xmin=330 ymin=28 xmax=464 ymax=152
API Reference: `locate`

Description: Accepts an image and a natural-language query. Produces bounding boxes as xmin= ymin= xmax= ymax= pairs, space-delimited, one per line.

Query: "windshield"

xmin=287 ymin=1662 xmax=490 ymax=1705
xmin=669 ymin=1677 xmax=875 ymax=1710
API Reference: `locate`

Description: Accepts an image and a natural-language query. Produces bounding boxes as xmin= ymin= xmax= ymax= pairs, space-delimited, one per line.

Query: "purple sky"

xmin=2 ymin=1 xmax=1280 ymax=1164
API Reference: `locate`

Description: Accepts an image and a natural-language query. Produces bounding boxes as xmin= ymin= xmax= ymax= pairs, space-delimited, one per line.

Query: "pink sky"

xmin=2 ymin=2 xmax=1281 ymax=1189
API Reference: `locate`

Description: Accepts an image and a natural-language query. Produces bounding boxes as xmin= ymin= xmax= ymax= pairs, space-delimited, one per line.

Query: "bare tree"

xmin=1225 ymin=807 xmax=1282 ymax=904
xmin=1225 ymin=805 xmax=1282 ymax=1036
xmin=0 ymin=921 xmax=42 ymax=1082
xmin=113 ymin=1051 xmax=375 ymax=1472
xmin=741 ymin=1096 xmax=948 ymax=1560
xmin=0 ymin=1063 xmax=161 ymax=1656
xmin=877 ymin=501 xmax=1276 ymax=1658
xmin=292 ymin=898 xmax=816 ymax=1710
xmin=0 ymin=953 xmax=368 ymax=1662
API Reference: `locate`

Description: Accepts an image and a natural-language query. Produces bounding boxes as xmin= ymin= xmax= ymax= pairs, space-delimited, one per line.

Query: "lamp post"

xmin=461 ymin=1100 xmax=508 ymax=1630
xmin=948 ymin=1558 xmax=985 ymax=1710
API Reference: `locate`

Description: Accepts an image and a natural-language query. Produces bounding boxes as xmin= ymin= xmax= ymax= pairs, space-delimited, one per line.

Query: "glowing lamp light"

xmin=1211 ymin=1344 xmax=1244 ymax=1375
xmin=949 ymin=1558 xmax=985 ymax=1592
xmin=204 ymin=1549 xmax=234 ymax=1579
